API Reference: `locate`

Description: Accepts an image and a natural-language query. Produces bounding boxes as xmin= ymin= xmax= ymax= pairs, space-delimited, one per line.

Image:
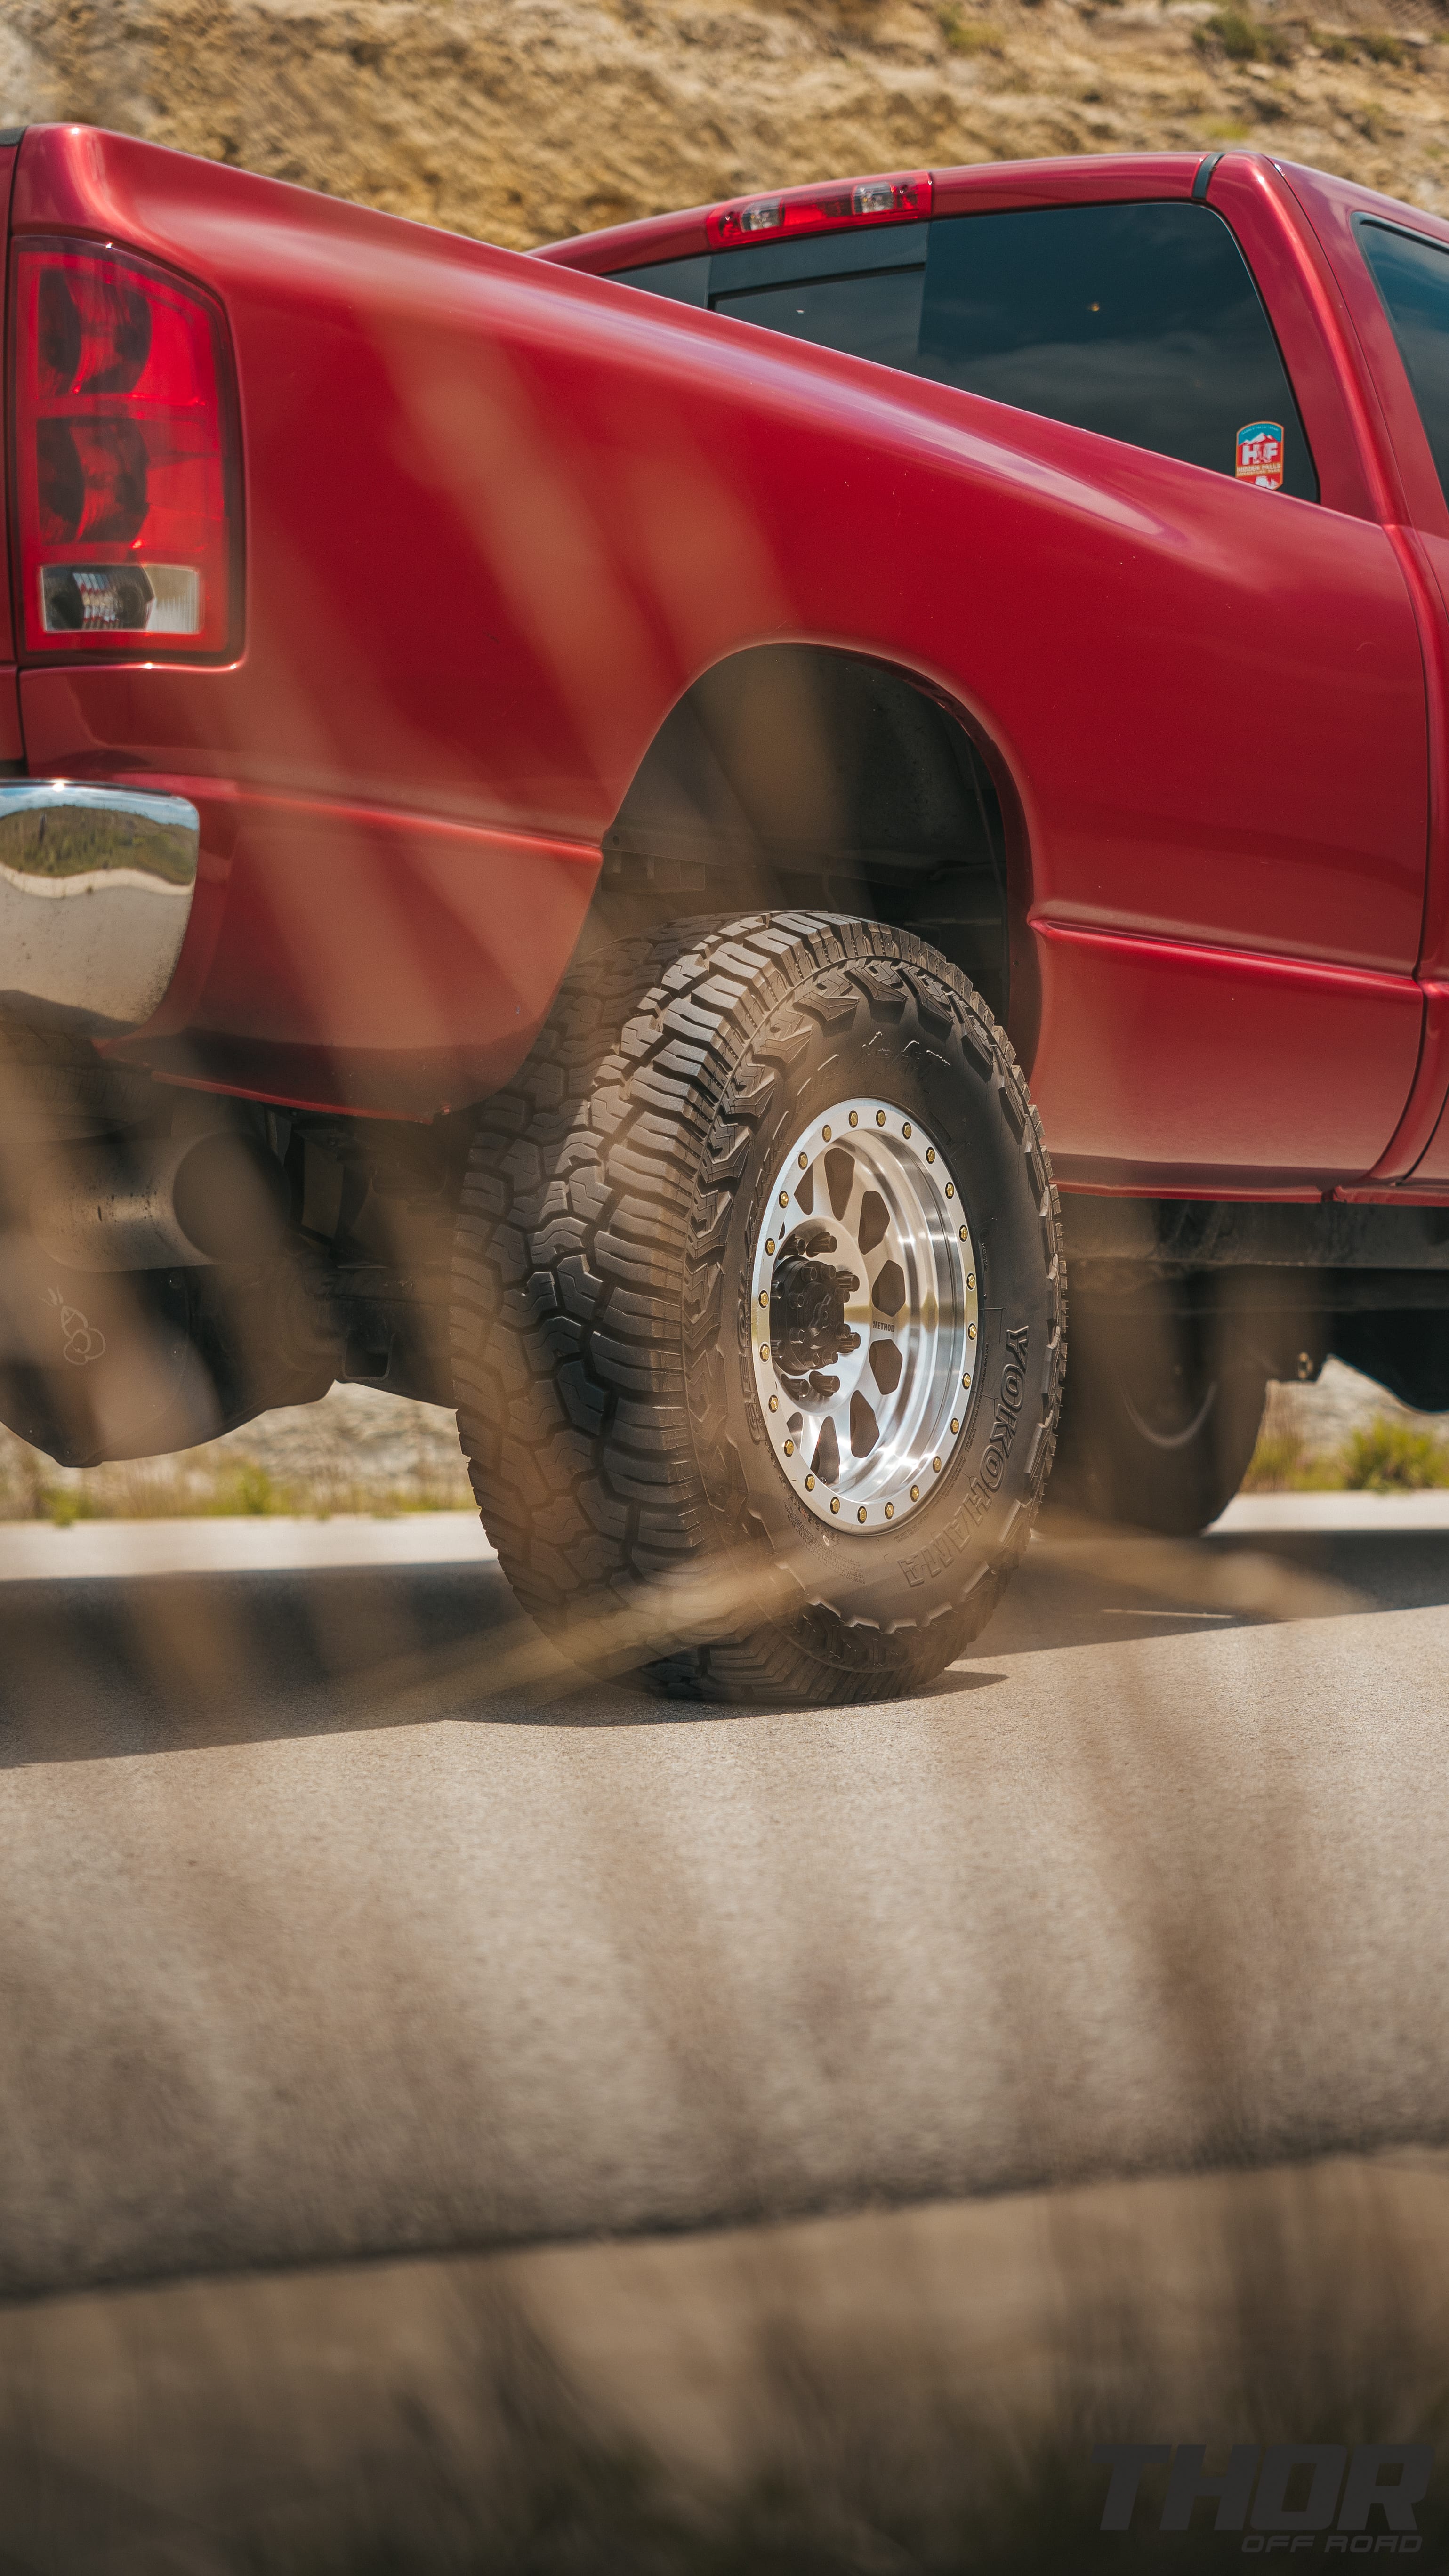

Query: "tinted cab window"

xmin=1358 ymin=217 xmax=1449 ymax=503
xmin=612 ymin=200 xmax=1316 ymax=498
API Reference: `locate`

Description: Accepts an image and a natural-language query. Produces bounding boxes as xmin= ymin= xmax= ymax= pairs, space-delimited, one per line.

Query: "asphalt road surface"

xmin=1 ymin=1499 xmax=1446 ymax=2302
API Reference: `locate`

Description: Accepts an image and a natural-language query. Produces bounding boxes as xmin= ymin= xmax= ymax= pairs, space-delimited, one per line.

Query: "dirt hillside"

xmin=3 ymin=0 xmax=1448 ymax=255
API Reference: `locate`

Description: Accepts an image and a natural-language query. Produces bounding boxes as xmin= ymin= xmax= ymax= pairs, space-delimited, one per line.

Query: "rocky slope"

xmin=4 ymin=0 xmax=1449 ymax=257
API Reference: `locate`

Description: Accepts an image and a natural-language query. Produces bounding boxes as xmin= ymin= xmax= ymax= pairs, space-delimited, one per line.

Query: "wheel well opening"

xmin=593 ymin=646 xmax=1013 ymax=1023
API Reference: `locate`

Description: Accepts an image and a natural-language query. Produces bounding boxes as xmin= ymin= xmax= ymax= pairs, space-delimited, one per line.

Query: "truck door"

xmin=1300 ymin=170 xmax=1449 ymax=1191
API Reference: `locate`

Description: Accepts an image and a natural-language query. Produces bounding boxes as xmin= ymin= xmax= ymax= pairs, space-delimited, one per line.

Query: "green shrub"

xmin=1241 ymin=1429 xmax=1339 ymax=1492
xmin=938 ymin=7 xmax=1003 ymax=52
xmin=1196 ymin=7 xmax=1293 ymax=61
xmin=212 ymin=1459 xmax=288 ymax=1517
xmin=1342 ymin=1419 xmax=1449 ymax=1492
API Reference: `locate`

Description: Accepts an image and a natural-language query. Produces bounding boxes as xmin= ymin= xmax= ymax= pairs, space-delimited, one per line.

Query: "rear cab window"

xmin=609 ymin=199 xmax=1317 ymax=500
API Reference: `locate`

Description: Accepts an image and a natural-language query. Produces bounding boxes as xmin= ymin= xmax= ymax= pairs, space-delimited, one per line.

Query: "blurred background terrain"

xmin=4 ymin=0 xmax=1449 ymax=257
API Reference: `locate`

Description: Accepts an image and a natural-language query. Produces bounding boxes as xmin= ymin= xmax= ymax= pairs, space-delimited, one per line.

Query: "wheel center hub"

xmin=769 ymin=1235 xmax=861 ymax=1382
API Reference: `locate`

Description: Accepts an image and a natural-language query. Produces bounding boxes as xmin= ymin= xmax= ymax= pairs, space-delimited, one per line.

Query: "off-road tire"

xmin=451 ymin=912 xmax=1065 ymax=1704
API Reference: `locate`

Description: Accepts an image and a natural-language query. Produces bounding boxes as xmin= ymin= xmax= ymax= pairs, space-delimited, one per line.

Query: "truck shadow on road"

xmin=0 ymin=1519 xmax=1440 ymax=1765
xmin=974 ymin=1524 xmax=1439 ymax=1658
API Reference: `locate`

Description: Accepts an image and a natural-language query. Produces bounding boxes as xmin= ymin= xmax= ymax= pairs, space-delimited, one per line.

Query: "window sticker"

xmin=1235 ymin=420 xmax=1285 ymax=488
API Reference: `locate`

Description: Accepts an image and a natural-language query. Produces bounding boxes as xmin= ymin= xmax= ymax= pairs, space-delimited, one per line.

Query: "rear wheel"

xmin=1047 ymin=1299 xmax=1267 ymax=1535
xmin=451 ymin=913 xmax=1065 ymax=1704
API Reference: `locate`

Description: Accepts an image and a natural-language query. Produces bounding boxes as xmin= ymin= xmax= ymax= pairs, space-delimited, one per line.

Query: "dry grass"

xmin=2 ymin=2157 xmax=1448 ymax=2569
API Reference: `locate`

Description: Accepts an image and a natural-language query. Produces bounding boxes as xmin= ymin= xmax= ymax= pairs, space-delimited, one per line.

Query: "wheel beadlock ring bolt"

xmin=849 ymin=1111 xmax=859 ymax=1127
xmin=876 ymin=1110 xmax=886 ymax=1127
xmin=933 ymin=1457 xmax=942 ymax=1473
xmin=805 ymin=1475 xmax=816 ymax=1490
xmin=858 ymin=1507 xmax=867 ymax=1522
xmin=831 ymin=1497 xmax=841 ymax=1514
xmin=784 ymin=1441 xmax=794 ymax=1456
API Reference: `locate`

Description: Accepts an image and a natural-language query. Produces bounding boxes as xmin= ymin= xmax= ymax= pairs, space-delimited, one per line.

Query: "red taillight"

xmin=11 ymin=242 xmax=239 ymax=657
xmin=706 ymin=171 xmax=932 ymax=252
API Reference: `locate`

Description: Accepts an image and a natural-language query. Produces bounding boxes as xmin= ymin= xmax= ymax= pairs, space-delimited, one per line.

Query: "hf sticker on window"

xmin=1236 ymin=421 xmax=1285 ymax=489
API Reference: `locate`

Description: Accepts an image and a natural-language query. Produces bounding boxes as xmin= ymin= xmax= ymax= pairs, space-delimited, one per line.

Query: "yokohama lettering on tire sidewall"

xmin=691 ymin=938 xmax=1061 ymax=1637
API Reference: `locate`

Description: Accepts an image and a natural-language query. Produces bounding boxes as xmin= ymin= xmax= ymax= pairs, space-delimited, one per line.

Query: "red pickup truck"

xmin=2 ymin=124 xmax=1448 ymax=1699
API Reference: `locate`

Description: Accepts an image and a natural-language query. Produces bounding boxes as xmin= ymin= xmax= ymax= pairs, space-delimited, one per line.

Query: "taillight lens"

xmin=706 ymin=171 xmax=932 ymax=251
xmin=11 ymin=242 xmax=239 ymax=656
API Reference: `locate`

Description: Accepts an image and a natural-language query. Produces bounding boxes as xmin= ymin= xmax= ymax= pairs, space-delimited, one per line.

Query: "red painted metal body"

xmin=5 ymin=128 xmax=1449 ymax=1190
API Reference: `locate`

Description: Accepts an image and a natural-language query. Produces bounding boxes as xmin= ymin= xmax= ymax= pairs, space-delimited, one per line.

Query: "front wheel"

xmin=451 ymin=913 xmax=1065 ymax=1705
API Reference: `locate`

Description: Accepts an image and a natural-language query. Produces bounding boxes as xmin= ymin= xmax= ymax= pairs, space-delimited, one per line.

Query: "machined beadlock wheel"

xmin=451 ymin=913 xmax=1065 ymax=1705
